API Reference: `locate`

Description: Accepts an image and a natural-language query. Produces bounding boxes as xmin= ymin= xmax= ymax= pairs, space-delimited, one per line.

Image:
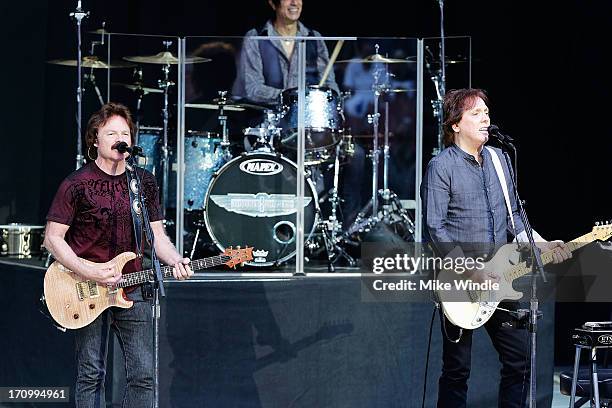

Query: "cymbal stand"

xmin=430 ymin=0 xmax=447 ymax=155
xmin=132 ymin=67 xmax=145 ymax=143
xmin=69 ymin=0 xmax=88 ymax=169
xmin=344 ymin=46 xmax=415 ymax=240
xmin=216 ymin=91 xmax=233 ymax=161
xmin=85 ymin=40 xmax=105 ymax=107
xmin=157 ymin=41 xmax=175 ymax=217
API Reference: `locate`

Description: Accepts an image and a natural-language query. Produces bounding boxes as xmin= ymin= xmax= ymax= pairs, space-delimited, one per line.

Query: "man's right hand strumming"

xmin=82 ymin=264 xmax=123 ymax=285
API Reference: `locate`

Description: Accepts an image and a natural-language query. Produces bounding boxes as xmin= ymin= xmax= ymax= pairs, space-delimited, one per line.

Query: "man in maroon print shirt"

xmin=44 ymin=102 xmax=192 ymax=408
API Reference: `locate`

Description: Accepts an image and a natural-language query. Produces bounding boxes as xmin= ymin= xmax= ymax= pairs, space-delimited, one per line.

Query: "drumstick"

xmin=318 ymin=40 xmax=344 ymax=87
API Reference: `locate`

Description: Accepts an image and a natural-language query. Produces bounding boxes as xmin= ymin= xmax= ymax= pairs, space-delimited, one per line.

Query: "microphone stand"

xmin=70 ymin=1 xmax=89 ymax=169
xmin=125 ymin=153 xmax=165 ymax=408
xmin=493 ymin=132 xmax=545 ymax=408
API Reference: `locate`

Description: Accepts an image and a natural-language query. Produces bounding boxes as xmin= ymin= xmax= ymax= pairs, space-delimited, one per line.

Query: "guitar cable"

xmin=421 ymin=302 xmax=439 ymax=408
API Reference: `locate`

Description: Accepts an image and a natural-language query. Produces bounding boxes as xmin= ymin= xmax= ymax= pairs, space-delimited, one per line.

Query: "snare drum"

xmin=0 ymin=223 xmax=45 ymax=258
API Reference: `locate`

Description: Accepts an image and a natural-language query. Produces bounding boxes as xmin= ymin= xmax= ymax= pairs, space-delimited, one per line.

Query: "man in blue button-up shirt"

xmin=421 ymin=88 xmax=571 ymax=407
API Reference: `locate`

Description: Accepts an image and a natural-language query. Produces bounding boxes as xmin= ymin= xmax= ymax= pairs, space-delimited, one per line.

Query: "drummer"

xmin=231 ymin=0 xmax=339 ymax=106
xmin=232 ymin=0 xmax=366 ymax=227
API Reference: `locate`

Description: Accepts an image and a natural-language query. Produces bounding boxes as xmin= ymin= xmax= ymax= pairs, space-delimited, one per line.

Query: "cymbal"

xmin=112 ymin=82 xmax=163 ymax=94
xmin=350 ymin=88 xmax=415 ymax=94
xmin=351 ymin=132 xmax=395 ymax=139
xmin=47 ymin=56 xmax=135 ymax=69
xmin=123 ymin=51 xmax=211 ymax=65
xmin=88 ymin=28 xmax=108 ymax=35
xmin=185 ymin=103 xmax=245 ymax=112
xmin=336 ymin=53 xmax=414 ymax=64
xmin=211 ymin=98 xmax=268 ymax=111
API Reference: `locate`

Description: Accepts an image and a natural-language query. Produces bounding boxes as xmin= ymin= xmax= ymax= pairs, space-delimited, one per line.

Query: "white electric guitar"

xmin=437 ymin=223 xmax=612 ymax=330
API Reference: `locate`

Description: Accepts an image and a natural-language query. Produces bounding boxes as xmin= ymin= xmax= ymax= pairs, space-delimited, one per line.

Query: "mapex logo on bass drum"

xmin=599 ymin=334 xmax=612 ymax=345
xmin=239 ymin=159 xmax=283 ymax=175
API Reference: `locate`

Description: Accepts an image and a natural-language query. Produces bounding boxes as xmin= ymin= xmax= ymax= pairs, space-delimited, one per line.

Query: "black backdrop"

xmin=1 ymin=0 xmax=610 ymax=379
xmin=2 ymin=0 xmax=611 ymax=233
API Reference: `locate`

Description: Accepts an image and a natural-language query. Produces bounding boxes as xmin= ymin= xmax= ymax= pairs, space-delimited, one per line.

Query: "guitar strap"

xmin=485 ymin=146 xmax=516 ymax=235
xmin=125 ymin=162 xmax=144 ymax=258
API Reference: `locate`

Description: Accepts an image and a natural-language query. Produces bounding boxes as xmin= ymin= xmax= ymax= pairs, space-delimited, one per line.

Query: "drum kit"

xmin=46 ymin=34 xmax=418 ymax=269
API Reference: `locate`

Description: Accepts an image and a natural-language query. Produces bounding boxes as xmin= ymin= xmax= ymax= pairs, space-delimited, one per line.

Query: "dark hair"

xmin=85 ymin=102 xmax=136 ymax=159
xmin=269 ymin=0 xmax=281 ymax=6
xmin=442 ymin=88 xmax=489 ymax=147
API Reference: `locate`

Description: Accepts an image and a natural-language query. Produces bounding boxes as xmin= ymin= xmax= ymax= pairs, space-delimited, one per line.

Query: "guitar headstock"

xmin=223 ymin=246 xmax=254 ymax=268
xmin=592 ymin=221 xmax=612 ymax=242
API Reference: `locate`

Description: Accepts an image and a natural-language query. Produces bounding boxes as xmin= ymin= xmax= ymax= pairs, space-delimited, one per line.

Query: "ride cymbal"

xmin=336 ymin=53 xmax=415 ymax=64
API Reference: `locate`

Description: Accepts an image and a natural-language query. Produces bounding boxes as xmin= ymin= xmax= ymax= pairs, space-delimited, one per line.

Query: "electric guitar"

xmin=43 ymin=247 xmax=253 ymax=329
xmin=438 ymin=223 xmax=612 ymax=330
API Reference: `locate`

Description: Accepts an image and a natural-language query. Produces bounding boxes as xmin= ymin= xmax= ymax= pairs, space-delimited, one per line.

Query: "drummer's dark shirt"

xmin=47 ymin=161 xmax=162 ymax=275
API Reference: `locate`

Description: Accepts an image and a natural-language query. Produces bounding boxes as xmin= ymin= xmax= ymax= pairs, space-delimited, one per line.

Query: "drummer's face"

xmin=271 ymin=0 xmax=302 ymax=23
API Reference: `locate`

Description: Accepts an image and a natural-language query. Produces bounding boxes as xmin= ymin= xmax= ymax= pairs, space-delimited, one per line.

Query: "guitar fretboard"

xmin=505 ymin=231 xmax=598 ymax=281
xmin=117 ymin=255 xmax=231 ymax=288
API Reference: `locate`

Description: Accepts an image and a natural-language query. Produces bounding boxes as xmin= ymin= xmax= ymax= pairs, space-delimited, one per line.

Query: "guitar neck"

xmin=508 ymin=231 xmax=596 ymax=281
xmin=117 ymin=255 xmax=231 ymax=288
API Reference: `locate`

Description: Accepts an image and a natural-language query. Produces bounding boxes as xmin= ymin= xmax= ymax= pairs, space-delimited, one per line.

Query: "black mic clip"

xmin=488 ymin=125 xmax=515 ymax=146
xmin=113 ymin=142 xmax=144 ymax=157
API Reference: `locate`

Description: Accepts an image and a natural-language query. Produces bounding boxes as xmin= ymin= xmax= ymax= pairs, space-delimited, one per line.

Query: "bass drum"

xmin=204 ymin=153 xmax=318 ymax=266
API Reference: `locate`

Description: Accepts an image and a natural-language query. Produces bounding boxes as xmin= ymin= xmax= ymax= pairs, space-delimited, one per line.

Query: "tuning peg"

xmin=596 ymin=222 xmax=600 ymax=226
xmin=237 ymin=245 xmax=241 ymax=249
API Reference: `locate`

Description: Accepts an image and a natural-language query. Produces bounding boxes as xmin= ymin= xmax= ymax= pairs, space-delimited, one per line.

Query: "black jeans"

xmin=437 ymin=304 xmax=530 ymax=408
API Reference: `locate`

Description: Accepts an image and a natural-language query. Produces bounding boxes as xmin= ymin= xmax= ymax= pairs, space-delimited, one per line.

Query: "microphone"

xmin=487 ymin=125 xmax=514 ymax=143
xmin=112 ymin=142 xmax=144 ymax=156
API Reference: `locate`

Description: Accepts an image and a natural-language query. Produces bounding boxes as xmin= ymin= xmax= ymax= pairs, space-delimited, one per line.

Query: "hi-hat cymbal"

xmin=336 ymin=53 xmax=414 ymax=64
xmin=112 ymin=82 xmax=163 ymax=94
xmin=47 ymin=56 xmax=135 ymax=69
xmin=211 ymin=98 xmax=268 ymax=111
xmin=123 ymin=51 xmax=211 ymax=65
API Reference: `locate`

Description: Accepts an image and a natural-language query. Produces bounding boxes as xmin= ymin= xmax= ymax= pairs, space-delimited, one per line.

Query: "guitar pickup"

xmin=75 ymin=280 xmax=100 ymax=299
xmin=76 ymin=282 xmax=86 ymax=300
xmin=87 ymin=281 xmax=100 ymax=298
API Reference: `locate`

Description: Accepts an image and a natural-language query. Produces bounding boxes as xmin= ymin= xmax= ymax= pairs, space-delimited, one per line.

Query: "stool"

xmin=559 ymin=323 xmax=612 ymax=407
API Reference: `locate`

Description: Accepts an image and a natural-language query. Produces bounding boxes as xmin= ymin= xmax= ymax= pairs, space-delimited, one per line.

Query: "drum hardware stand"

xmin=215 ymin=91 xmax=233 ymax=161
xmin=157 ymin=40 xmax=175 ymax=218
xmin=245 ymin=110 xmax=281 ymax=152
xmin=344 ymin=46 xmax=416 ymax=242
xmin=311 ymin=142 xmax=357 ymax=269
xmin=70 ymin=0 xmax=89 ymax=169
